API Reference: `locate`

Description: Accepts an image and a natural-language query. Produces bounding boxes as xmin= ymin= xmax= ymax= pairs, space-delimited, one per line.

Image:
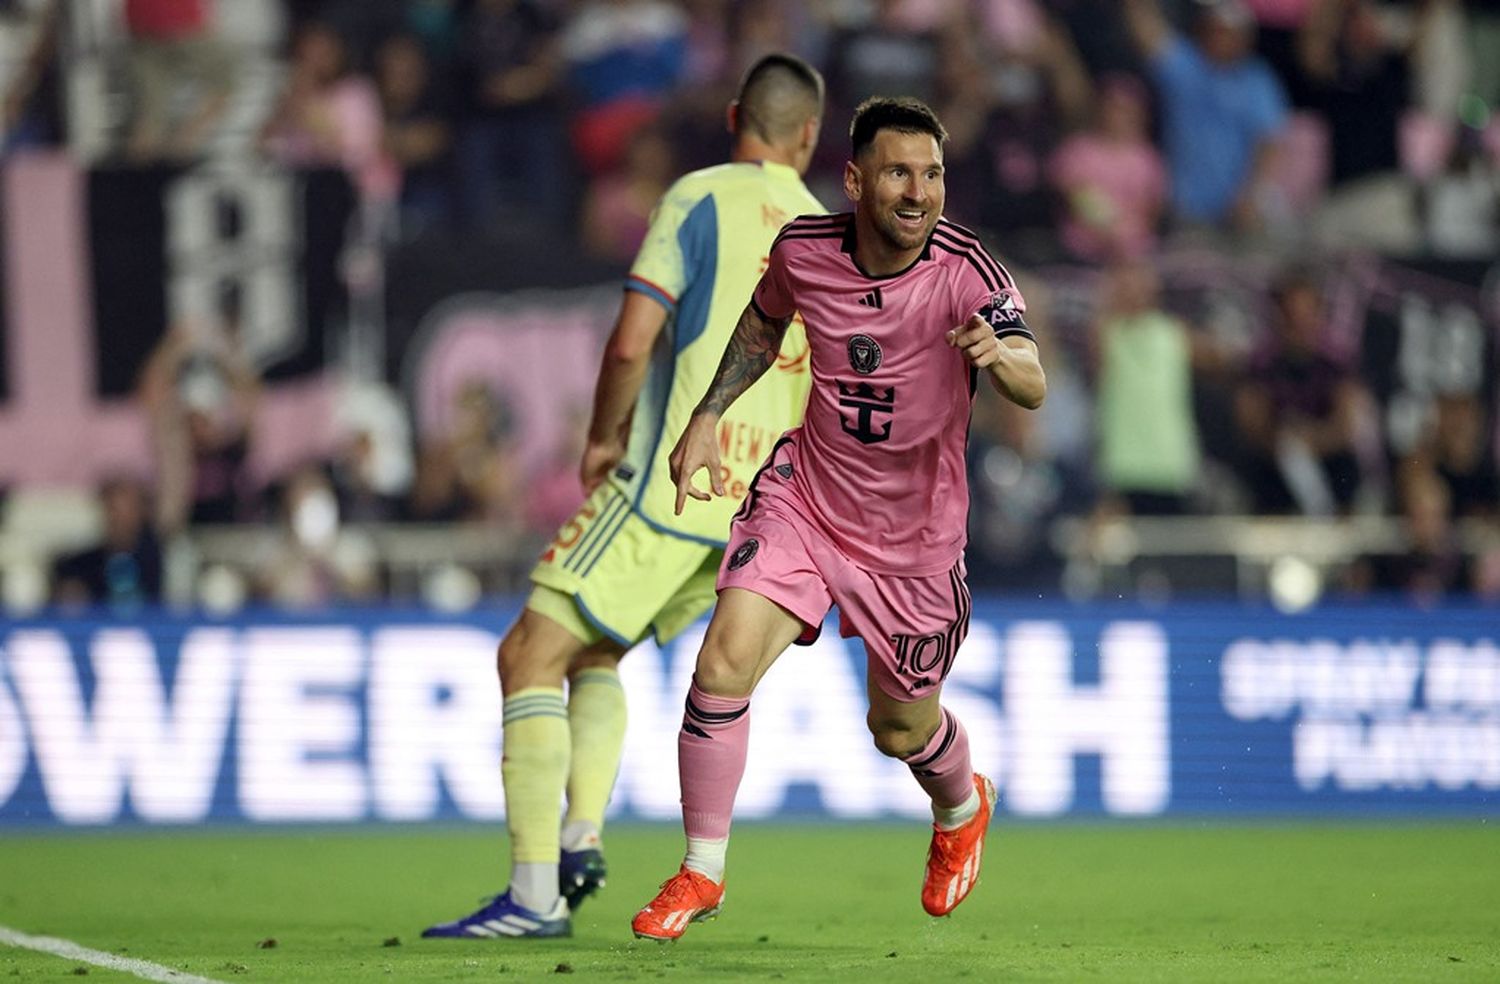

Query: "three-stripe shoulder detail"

xmin=930 ymin=220 xmax=1016 ymax=293
xmin=770 ymin=213 xmax=851 ymax=251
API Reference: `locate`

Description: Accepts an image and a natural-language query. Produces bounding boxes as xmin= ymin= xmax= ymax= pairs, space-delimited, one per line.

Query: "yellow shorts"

xmin=527 ymin=481 xmax=722 ymax=647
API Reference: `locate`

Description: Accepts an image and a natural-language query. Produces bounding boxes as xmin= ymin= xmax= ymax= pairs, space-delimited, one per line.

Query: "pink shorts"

xmin=717 ymin=441 xmax=972 ymax=702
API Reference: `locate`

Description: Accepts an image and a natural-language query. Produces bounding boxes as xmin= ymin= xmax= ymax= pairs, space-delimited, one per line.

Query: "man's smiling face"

xmin=851 ymin=128 xmax=945 ymax=255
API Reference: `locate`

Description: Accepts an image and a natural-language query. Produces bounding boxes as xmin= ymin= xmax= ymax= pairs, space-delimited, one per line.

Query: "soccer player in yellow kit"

xmin=423 ymin=53 xmax=825 ymax=939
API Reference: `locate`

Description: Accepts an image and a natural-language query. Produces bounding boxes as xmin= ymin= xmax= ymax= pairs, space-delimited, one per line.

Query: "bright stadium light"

xmin=197 ymin=564 xmax=248 ymax=615
xmin=423 ymin=563 xmax=482 ymax=613
xmin=1268 ymin=555 xmax=1323 ymax=613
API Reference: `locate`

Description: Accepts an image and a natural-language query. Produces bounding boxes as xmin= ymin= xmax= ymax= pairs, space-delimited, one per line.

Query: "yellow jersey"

xmin=615 ymin=160 xmax=821 ymax=545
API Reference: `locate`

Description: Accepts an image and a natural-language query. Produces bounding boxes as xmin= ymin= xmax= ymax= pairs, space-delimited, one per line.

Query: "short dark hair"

xmin=849 ymin=97 xmax=947 ymax=158
xmin=735 ymin=53 xmax=825 ymax=143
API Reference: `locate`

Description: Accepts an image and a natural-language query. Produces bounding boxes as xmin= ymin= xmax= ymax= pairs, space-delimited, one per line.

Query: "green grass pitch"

xmin=1 ymin=822 xmax=1497 ymax=982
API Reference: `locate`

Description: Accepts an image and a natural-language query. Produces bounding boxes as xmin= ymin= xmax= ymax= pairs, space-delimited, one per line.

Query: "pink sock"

xmin=678 ymin=679 xmax=751 ymax=841
xmin=902 ymin=707 xmax=973 ymax=808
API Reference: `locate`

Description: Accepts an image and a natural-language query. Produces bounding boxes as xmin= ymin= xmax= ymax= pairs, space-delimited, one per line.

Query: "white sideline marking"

xmin=0 ymin=924 xmax=226 ymax=984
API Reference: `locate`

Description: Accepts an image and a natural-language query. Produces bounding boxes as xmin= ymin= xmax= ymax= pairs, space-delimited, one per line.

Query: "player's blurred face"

xmin=851 ymin=129 xmax=945 ymax=255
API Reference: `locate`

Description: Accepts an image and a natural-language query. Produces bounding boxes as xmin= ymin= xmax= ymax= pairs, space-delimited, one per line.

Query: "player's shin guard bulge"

xmin=565 ymin=667 xmax=628 ymax=836
xmin=902 ymin=707 xmax=975 ymax=808
xmin=677 ymin=682 xmax=751 ymax=845
xmin=631 ymin=866 xmax=725 ymax=941
xmin=500 ymin=688 xmax=571 ymax=869
xmin=921 ymin=774 xmax=997 ymax=917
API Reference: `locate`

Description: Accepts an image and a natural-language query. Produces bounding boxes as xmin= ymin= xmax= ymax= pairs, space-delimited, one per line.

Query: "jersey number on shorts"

xmin=890 ymin=631 xmax=958 ymax=688
xmin=552 ymin=504 xmax=599 ymax=549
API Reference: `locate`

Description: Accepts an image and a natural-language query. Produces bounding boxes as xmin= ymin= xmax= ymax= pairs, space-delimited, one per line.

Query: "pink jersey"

xmin=749 ymin=213 xmax=1033 ymax=576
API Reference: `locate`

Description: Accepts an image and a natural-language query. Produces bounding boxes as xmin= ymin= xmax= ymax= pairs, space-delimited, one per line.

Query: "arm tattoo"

xmin=695 ymin=305 xmax=792 ymax=416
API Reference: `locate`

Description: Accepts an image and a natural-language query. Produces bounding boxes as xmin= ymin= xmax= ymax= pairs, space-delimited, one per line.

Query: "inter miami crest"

xmin=728 ymin=538 xmax=759 ymax=570
xmin=847 ymin=333 xmax=882 ymax=375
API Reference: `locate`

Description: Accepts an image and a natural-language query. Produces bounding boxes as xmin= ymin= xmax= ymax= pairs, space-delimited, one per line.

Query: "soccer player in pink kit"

xmin=631 ymin=97 xmax=1046 ymax=941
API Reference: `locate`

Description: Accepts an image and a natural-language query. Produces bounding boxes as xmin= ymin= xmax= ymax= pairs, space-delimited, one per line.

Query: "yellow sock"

xmin=501 ymin=687 xmax=569 ymax=864
xmin=563 ymin=667 xmax=627 ymax=845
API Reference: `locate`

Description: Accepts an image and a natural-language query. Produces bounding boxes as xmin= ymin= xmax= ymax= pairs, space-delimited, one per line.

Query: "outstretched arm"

xmin=948 ymin=316 xmax=1047 ymax=409
xmin=668 ymin=302 xmax=792 ymax=513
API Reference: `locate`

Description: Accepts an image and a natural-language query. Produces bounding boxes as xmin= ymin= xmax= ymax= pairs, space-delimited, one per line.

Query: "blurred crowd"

xmin=4 ymin=0 xmax=1499 ymax=611
xmin=5 ymin=0 xmax=1497 ymax=256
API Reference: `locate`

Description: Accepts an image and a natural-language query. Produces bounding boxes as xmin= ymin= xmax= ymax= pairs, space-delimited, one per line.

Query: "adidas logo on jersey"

xmin=857 ymin=287 xmax=883 ymax=310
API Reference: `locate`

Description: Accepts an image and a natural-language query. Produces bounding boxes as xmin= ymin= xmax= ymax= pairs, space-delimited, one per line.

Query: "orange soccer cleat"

xmin=921 ymin=773 xmax=997 ymax=916
xmin=631 ymin=866 xmax=725 ymax=941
